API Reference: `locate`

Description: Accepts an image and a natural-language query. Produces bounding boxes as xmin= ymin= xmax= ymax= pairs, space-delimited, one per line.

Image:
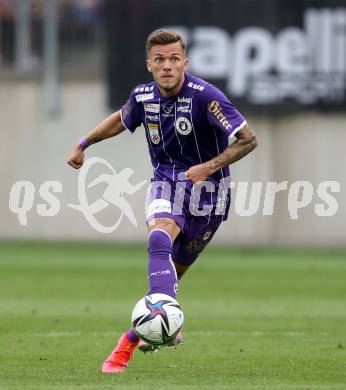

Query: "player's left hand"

xmin=185 ymin=163 xmax=214 ymax=183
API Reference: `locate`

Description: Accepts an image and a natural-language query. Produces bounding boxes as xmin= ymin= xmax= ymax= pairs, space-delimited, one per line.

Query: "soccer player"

xmin=67 ymin=29 xmax=258 ymax=373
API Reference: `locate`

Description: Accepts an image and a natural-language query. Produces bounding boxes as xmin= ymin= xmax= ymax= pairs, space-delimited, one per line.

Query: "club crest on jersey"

xmin=148 ymin=123 xmax=160 ymax=144
xmin=175 ymin=117 xmax=192 ymax=135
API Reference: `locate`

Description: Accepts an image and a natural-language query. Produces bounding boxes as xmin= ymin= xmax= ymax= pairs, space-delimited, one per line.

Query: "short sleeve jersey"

xmin=121 ymin=72 xmax=247 ymax=187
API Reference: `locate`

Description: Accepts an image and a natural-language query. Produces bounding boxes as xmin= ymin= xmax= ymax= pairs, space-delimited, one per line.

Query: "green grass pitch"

xmin=1 ymin=241 xmax=346 ymax=389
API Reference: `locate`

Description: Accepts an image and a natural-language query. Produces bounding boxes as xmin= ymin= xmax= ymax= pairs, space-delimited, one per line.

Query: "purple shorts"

xmin=146 ymin=178 xmax=226 ymax=265
xmin=172 ymin=216 xmax=221 ymax=265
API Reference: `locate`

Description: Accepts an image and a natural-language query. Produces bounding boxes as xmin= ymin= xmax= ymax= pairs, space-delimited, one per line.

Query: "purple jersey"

xmin=120 ymin=72 xmax=247 ymax=186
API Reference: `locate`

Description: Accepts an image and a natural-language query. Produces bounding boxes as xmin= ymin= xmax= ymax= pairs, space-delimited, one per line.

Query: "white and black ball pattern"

xmin=131 ymin=293 xmax=184 ymax=345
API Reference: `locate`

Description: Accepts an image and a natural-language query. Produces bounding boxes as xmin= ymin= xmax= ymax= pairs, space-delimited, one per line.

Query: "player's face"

xmin=147 ymin=42 xmax=188 ymax=97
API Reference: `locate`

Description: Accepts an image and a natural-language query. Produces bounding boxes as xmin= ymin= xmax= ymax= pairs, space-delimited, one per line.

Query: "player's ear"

xmin=146 ymin=59 xmax=152 ymax=73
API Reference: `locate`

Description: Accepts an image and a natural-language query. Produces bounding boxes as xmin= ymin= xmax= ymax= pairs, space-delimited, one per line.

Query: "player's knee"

xmin=148 ymin=229 xmax=173 ymax=252
xmin=148 ymin=218 xmax=180 ymax=241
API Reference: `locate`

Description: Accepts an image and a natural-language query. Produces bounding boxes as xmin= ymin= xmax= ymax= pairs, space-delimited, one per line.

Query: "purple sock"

xmin=127 ymin=328 xmax=139 ymax=343
xmin=147 ymin=229 xmax=178 ymax=298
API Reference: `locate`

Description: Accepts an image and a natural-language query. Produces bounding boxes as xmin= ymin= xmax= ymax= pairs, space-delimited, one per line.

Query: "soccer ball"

xmin=131 ymin=293 xmax=184 ymax=345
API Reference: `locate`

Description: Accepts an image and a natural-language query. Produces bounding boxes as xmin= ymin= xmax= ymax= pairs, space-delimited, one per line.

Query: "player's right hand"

xmin=67 ymin=146 xmax=84 ymax=169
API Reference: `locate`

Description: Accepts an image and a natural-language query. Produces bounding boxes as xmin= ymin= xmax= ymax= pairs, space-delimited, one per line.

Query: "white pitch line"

xmin=27 ymin=331 xmax=330 ymax=338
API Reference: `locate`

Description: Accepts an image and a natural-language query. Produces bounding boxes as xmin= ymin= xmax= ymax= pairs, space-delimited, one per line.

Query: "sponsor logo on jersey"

xmin=203 ymin=230 xmax=212 ymax=241
xmin=135 ymin=86 xmax=154 ymax=93
xmin=162 ymin=103 xmax=175 ymax=118
xmin=187 ymin=82 xmax=205 ymax=91
xmin=177 ymin=105 xmax=190 ymax=113
xmin=178 ymin=97 xmax=191 ymax=103
xmin=146 ymin=198 xmax=172 ymax=217
xmin=135 ymin=92 xmax=154 ymax=102
xmin=163 ymin=103 xmax=174 ymax=114
xmin=208 ymin=101 xmax=232 ymax=130
xmin=144 ymin=103 xmax=160 ymax=113
xmin=175 ymin=117 xmax=192 ymax=135
xmin=146 ymin=114 xmax=159 ymax=121
xmin=148 ymin=123 xmax=160 ymax=144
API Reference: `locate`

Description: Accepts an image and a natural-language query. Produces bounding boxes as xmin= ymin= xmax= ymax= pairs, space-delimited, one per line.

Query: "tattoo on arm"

xmin=89 ymin=129 xmax=103 ymax=144
xmin=208 ymin=125 xmax=258 ymax=172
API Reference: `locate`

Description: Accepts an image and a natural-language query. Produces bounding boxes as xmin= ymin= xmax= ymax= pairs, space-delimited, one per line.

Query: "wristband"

xmin=79 ymin=137 xmax=90 ymax=150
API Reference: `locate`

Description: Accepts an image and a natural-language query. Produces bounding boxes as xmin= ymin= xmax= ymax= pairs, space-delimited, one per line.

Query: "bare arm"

xmin=67 ymin=110 xmax=126 ymax=169
xmin=186 ymin=124 xmax=258 ymax=183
